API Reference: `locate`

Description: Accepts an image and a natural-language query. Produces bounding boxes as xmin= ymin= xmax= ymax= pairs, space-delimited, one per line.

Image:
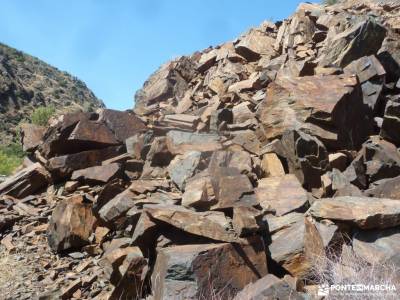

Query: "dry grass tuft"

xmin=198 ymin=273 xmax=234 ymax=300
xmin=0 ymin=246 xmax=28 ymax=295
xmin=308 ymin=242 xmax=400 ymax=300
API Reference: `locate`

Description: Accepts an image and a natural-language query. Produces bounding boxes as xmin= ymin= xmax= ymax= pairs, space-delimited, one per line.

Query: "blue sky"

xmin=0 ymin=0 xmax=306 ymax=110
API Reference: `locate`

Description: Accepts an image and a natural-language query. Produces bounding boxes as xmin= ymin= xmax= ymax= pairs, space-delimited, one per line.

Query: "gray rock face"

xmin=208 ymin=150 xmax=257 ymax=209
xmin=353 ymin=227 xmax=400 ymax=267
xmin=268 ymin=220 xmax=307 ymax=277
xmin=125 ymin=130 xmax=154 ymax=159
xmin=361 ymin=136 xmax=400 ymax=184
xmin=167 ymin=151 xmax=202 ymax=190
xmin=166 ymin=130 xmax=222 ymax=155
xmin=264 ymin=212 xmax=304 ymax=234
xmin=98 ymin=188 xmax=137 ymax=223
xmin=329 ymin=168 xmax=363 ymax=197
xmin=366 ymin=176 xmax=400 ymax=199
xmin=255 ymin=175 xmax=308 ymax=216
xmin=141 ymin=136 xmax=173 ymax=179
xmin=233 ymin=274 xmax=306 ymax=300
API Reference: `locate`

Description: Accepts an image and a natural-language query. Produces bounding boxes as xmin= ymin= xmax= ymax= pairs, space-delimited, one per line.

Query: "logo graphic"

xmin=318 ymin=285 xmax=330 ymax=296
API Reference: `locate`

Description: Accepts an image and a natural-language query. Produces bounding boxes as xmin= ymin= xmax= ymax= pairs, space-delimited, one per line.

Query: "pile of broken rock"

xmin=2 ymin=0 xmax=400 ymax=299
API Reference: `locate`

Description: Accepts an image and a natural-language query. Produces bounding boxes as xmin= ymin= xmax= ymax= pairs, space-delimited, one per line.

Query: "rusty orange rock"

xmin=47 ymin=195 xmax=96 ymax=252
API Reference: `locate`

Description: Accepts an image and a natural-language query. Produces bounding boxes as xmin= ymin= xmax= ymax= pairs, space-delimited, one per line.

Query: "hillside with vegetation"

xmin=0 ymin=43 xmax=104 ymax=145
xmin=0 ymin=43 xmax=104 ymax=175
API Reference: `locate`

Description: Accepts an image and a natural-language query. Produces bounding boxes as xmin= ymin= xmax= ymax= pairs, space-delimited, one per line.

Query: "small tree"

xmin=30 ymin=106 xmax=55 ymax=126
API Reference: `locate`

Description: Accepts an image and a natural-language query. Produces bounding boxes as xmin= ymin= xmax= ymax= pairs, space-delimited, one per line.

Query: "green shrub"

xmin=323 ymin=0 xmax=339 ymax=5
xmin=59 ymin=78 xmax=68 ymax=88
xmin=15 ymin=55 xmax=25 ymax=63
xmin=0 ymin=105 xmax=57 ymax=175
xmin=31 ymin=106 xmax=55 ymax=126
xmin=0 ymin=143 xmax=25 ymax=175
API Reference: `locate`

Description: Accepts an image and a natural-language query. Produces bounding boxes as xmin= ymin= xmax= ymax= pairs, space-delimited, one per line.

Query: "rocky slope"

xmin=2 ymin=0 xmax=400 ymax=299
xmin=0 ymin=43 xmax=104 ymax=144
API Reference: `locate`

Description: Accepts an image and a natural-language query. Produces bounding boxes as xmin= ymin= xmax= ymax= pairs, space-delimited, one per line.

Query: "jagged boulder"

xmin=366 ymin=176 xmax=400 ymax=199
xmin=134 ymin=57 xmax=197 ymax=114
xmin=353 ymin=227 xmax=400 ymax=267
xmin=166 ymin=130 xmax=222 ymax=155
xmin=167 ymin=151 xmax=203 ymax=189
xmin=208 ymin=150 xmax=257 ymax=208
xmin=255 ymin=174 xmax=308 ymax=216
xmin=274 ymin=8 xmax=317 ymax=53
xmin=98 ymin=187 xmax=137 ymax=223
xmin=143 ymin=204 xmax=239 ymax=242
xmin=344 ymin=55 xmax=386 ymax=112
xmin=20 ymin=123 xmax=45 ymax=152
xmin=309 ymin=196 xmax=400 ymax=229
xmin=268 ymin=220 xmax=308 ymax=277
xmin=378 ymin=33 xmax=400 ymax=83
xmin=181 ymin=171 xmax=215 ymax=210
xmin=318 ymin=20 xmax=387 ymax=67
xmin=39 ymin=109 xmax=145 ymax=160
xmin=233 ymin=274 xmax=306 ymax=300
xmin=280 ymin=130 xmax=329 ymax=190
xmin=235 ymin=28 xmax=276 ymax=61
xmin=98 ymin=109 xmax=147 ymax=142
xmin=46 ymin=145 xmax=124 ymax=178
xmin=152 ymin=237 xmax=267 ymax=300
xmin=257 ymin=74 xmax=371 ymax=150
xmin=0 ymin=163 xmax=51 ymax=198
xmin=268 ymin=216 xmax=338 ymax=278
xmin=40 ymin=112 xmax=117 ymax=158
xmin=344 ymin=136 xmax=400 ymax=188
xmin=71 ymin=163 xmax=122 ymax=184
xmin=47 ymin=195 xmax=96 ymax=252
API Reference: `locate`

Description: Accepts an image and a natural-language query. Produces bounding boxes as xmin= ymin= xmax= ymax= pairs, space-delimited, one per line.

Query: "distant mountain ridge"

xmin=0 ymin=42 xmax=104 ymax=144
